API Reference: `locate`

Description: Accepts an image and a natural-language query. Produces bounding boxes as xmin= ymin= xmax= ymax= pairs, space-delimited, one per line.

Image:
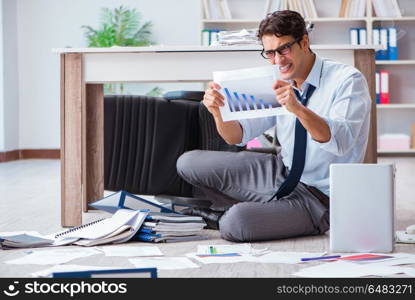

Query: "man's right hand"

xmin=203 ymin=82 xmax=225 ymax=119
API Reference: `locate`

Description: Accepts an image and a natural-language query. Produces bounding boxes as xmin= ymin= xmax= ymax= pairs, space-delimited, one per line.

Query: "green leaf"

xmin=82 ymin=5 xmax=153 ymax=47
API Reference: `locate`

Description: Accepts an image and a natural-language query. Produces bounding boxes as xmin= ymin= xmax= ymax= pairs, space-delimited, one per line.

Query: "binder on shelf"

xmin=358 ymin=28 xmax=367 ymax=45
xmin=356 ymin=0 xmax=366 ymax=17
xmin=346 ymin=0 xmax=366 ymax=17
xmin=349 ymin=28 xmax=359 ymax=46
xmin=339 ymin=0 xmax=347 ymax=17
xmin=207 ymin=0 xmax=223 ymax=19
xmin=264 ymin=0 xmax=291 ymax=15
xmin=372 ymin=28 xmax=381 ymax=59
xmin=388 ymin=27 xmax=398 ymax=60
xmin=210 ymin=29 xmax=220 ymax=45
xmin=202 ymin=30 xmax=210 ymax=46
xmin=391 ymin=0 xmax=402 ymax=18
xmin=375 ymin=72 xmax=380 ymax=104
xmin=380 ymin=70 xmax=390 ymax=105
xmin=372 ymin=0 xmax=400 ymax=17
xmin=379 ymin=28 xmax=389 ymax=60
xmin=308 ymin=0 xmax=318 ymax=18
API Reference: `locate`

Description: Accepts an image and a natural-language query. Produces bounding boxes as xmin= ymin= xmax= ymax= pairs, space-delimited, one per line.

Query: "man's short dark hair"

xmin=257 ymin=10 xmax=308 ymax=41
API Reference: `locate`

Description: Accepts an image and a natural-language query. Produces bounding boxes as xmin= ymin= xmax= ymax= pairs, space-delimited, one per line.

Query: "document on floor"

xmin=5 ymin=247 xmax=101 ymax=265
xmin=213 ymin=65 xmax=289 ymax=121
xmin=293 ymin=260 xmax=415 ymax=278
xmin=129 ymin=257 xmax=199 ymax=270
xmin=340 ymin=253 xmax=415 ymax=267
xmin=187 ymin=244 xmax=269 ymax=264
xmin=97 ymin=245 xmax=163 ymax=257
xmin=31 ymin=265 xmax=116 ymax=278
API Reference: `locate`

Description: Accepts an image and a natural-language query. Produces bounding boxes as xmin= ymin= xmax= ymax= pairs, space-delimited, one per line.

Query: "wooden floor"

xmin=0 ymin=158 xmax=414 ymax=277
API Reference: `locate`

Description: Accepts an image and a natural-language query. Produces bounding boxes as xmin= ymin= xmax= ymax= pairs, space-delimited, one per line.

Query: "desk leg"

xmin=61 ymin=54 xmax=83 ymax=227
xmin=83 ymin=84 xmax=104 ymax=212
xmin=354 ymin=49 xmax=377 ymax=164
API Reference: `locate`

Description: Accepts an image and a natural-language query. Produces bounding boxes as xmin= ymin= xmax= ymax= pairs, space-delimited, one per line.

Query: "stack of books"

xmin=134 ymin=212 xmax=208 ymax=243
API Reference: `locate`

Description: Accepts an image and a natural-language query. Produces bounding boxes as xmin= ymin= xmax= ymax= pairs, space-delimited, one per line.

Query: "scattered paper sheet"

xmin=187 ymin=253 xmax=252 ymax=264
xmin=213 ymin=66 xmax=290 ymax=121
xmin=187 ymin=251 xmax=325 ymax=265
xmin=293 ymin=261 xmax=415 ymax=278
xmin=98 ymin=245 xmax=163 ymax=257
xmin=5 ymin=247 xmax=101 ymax=265
xmin=129 ymin=257 xmax=199 ymax=270
xmin=31 ymin=265 xmax=116 ymax=278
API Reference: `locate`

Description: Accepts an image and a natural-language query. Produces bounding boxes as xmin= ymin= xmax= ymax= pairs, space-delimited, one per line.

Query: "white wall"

xmin=3 ymin=0 xmax=18 ymax=151
xmin=15 ymin=0 xmax=201 ymax=149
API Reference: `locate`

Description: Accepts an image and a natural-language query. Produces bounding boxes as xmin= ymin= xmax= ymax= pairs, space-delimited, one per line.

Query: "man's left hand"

xmin=273 ymin=80 xmax=302 ymax=114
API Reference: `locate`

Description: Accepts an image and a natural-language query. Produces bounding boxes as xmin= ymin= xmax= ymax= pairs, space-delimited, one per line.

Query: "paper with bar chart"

xmin=213 ymin=65 xmax=289 ymax=121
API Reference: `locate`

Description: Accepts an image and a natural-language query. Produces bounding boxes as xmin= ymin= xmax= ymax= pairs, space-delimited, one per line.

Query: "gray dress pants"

xmin=176 ymin=150 xmax=329 ymax=242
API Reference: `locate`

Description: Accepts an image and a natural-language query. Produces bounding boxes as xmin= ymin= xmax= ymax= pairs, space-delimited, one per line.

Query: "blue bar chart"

xmin=224 ymin=88 xmax=277 ymax=112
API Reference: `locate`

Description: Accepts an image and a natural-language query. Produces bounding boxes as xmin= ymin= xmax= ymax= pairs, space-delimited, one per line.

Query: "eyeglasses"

xmin=260 ymin=38 xmax=302 ymax=59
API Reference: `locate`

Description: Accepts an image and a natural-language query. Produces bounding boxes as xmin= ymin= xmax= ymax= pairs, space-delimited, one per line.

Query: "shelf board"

xmin=306 ymin=17 xmax=367 ymax=22
xmin=377 ymin=104 xmax=415 ymax=109
xmin=376 ymin=60 xmax=415 ymax=65
xmin=202 ymin=16 xmax=415 ymax=24
xmin=202 ymin=19 xmax=260 ymax=23
xmin=372 ymin=16 xmax=415 ymax=21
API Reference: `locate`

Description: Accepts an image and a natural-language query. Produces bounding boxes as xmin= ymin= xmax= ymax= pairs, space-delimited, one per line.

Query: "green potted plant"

xmin=82 ymin=6 xmax=162 ymax=95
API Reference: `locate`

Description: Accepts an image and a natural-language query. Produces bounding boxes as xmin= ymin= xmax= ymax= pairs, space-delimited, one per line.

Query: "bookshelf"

xmin=200 ymin=0 xmax=415 ymax=155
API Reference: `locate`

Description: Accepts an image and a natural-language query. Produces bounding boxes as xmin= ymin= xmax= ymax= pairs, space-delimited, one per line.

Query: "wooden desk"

xmin=54 ymin=45 xmax=377 ymax=227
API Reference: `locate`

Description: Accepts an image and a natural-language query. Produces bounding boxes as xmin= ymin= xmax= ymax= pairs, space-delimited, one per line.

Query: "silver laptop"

xmin=330 ymin=163 xmax=395 ymax=253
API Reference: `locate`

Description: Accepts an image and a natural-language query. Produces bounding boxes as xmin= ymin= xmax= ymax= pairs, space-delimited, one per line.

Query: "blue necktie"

xmin=271 ymin=84 xmax=316 ymax=200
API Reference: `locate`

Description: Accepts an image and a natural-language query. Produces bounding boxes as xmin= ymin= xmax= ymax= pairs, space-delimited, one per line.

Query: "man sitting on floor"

xmin=177 ymin=10 xmax=371 ymax=242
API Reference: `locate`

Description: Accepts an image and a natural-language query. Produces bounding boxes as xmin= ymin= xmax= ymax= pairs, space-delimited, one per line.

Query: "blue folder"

xmin=52 ymin=268 xmax=157 ymax=278
xmin=388 ymin=27 xmax=398 ymax=60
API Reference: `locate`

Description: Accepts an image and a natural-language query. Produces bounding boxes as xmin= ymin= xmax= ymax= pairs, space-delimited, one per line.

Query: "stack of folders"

xmin=134 ymin=212 xmax=208 ymax=243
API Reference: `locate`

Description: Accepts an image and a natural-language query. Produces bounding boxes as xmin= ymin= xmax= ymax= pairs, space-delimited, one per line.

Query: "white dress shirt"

xmin=237 ymin=54 xmax=371 ymax=196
